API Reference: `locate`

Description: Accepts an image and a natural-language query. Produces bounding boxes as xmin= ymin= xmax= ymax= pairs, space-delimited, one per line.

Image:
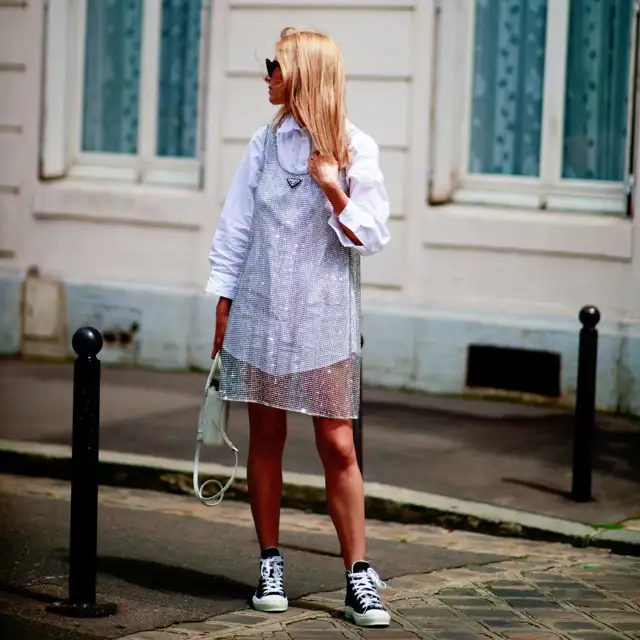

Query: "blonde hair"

xmin=274 ymin=27 xmax=350 ymax=168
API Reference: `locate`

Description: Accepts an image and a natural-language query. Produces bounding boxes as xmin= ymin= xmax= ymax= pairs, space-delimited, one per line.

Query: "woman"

xmin=206 ymin=27 xmax=391 ymax=627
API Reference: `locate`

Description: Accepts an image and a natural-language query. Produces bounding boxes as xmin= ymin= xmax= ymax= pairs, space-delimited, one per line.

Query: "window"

xmin=41 ymin=0 xmax=210 ymax=189
xmin=430 ymin=0 xmax=638 ymax=215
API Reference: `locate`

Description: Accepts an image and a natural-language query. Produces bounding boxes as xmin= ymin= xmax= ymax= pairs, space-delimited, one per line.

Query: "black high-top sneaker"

xmin=344 ymin=561 xmax=390 ymax=627
xmin=252 ymin=547 xmax=288 ymax=612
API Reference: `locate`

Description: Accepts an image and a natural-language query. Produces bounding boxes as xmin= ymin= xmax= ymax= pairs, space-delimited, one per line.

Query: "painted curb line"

xmin=0 ymin=439 xmax=638 ymax=555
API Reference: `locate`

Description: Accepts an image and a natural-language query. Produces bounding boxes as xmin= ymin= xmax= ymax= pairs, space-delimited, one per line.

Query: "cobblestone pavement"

xmin=121 ymin=556 xmax=640 ymax=640
xmin=2 ymin=476 xmax=639 ymax=640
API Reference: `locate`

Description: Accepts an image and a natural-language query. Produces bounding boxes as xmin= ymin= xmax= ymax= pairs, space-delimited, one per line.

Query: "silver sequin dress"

xmin=219 ymin=126 xmax=361 ymax=419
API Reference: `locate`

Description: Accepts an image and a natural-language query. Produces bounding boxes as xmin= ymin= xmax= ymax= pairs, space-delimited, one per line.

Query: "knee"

xmin=316 ymin=425 xmax=356 ymax=471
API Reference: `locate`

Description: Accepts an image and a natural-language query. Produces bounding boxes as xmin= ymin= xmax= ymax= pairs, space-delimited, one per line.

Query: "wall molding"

xmin=33 ymin=182 xmax=207 ymax=230
xmin=0 ymin=63 xmax=25 ymax=72
xmin=422 ymin=204 xmax=634 ymax=262
xmin=230 ymin=0 xmax=415 ymax=9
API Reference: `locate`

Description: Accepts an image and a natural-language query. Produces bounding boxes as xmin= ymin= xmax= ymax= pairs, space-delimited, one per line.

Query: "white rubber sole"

xmin=344 ymin=605 xmax=391 ymax=627
xmin=252 ymin=594 xmax=289 ymax=613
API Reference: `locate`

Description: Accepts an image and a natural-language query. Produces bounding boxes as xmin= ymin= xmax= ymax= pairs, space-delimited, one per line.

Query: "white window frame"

xmin=429 ymin=0 xmax=638 ymax=215
xmin=41 ymin=0 xmax=210 ymax=189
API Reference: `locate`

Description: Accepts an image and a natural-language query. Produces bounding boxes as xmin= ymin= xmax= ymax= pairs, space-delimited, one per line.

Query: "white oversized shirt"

xmin=206 ymin=116 xmax=391 ymax=299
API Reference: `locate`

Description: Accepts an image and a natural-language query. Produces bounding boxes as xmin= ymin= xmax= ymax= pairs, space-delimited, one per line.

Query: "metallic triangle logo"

xmin=287 ymin=178 xmax=302 ymax=188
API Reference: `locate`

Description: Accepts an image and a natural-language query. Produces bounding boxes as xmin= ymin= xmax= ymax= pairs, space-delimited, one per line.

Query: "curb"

xmin=1 ymin=439 xmax=638 ymax=556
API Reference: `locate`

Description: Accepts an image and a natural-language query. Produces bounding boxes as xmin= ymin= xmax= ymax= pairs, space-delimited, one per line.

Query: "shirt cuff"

xmin=204 ymin=275 xmax=237 ymax=299
xmin=327 ymin=200 xmax=372 ymax=255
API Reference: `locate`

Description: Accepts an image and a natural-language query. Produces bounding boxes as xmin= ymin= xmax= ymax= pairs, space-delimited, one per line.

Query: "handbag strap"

xmin=193 ymin=439 xmax=238 ymax=507
xmin=204 ymin=352 xmax=221 ymax=391
xmin=193 ymin=354 xmax=238 ymax=506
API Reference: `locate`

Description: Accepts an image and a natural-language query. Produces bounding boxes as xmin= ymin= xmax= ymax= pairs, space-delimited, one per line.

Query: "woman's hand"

xmin=308 ymin=152 xmax=339 ymax=188
xmin=211 ymin=297 xmax=231 ymax=358
xmin=307 ymin=151 xmax=362 ymax=245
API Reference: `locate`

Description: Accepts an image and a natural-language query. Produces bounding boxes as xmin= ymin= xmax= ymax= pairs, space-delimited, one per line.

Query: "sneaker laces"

xmin=260 ymin=557 xmax=284 ymax=594
xmin=349 ymin=567 xmax=386 ymax=611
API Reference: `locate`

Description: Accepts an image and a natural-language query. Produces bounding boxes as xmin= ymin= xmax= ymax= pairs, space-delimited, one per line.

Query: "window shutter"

xmin=40 ymin=0 xmax=70 ymax=180
xmin=625 ymin=2 xmax=640 ymax=217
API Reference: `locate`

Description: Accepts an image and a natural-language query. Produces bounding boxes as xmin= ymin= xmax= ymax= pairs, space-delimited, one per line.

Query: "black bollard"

xmin=571 ymin=306 xmax=600 ymax=503
xmin=47 ymin=327 xmax=117 ymax=618
xmin=353 ymin=335 xmax=364 ymax=474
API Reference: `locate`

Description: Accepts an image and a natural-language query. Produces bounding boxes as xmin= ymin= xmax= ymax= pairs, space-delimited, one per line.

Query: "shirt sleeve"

xmin=205 ymin=127 xmax=267 ymax=298
xmin=327 ymin=131 xmax=391 ymax=257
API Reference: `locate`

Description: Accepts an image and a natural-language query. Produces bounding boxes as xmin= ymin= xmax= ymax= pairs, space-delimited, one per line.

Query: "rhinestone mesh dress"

xmin=219 ymin=126 xmax=361 ymax=419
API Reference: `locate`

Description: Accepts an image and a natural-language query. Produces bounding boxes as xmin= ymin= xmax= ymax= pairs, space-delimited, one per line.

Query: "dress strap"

xmin=262 ymin=124 xmax=277 ymax=164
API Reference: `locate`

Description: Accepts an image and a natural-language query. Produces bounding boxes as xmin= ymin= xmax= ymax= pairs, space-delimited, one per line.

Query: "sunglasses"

xmin=266 ymin=58 xmax=280 ymax=77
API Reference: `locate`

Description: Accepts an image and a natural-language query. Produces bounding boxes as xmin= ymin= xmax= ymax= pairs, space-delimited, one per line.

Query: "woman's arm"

xmin=206 ymin=126 xmax=267 ymax=299
xmin=322 ymin=184 xmax=362 ymax=246
xmin=308 ymin=129 xmax=391 ymax=256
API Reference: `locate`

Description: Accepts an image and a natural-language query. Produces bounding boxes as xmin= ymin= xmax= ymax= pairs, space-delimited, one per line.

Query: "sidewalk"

xmin=1 ymin=360 xmax=639 ymax=528
xmin=2 ymin=474 xmax=640 ymax=639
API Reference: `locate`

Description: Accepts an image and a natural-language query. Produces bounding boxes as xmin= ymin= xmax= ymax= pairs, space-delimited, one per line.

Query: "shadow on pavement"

xmin=95 ymin=556 xmax=254 ymax=601
xmin=500 ymin=478 xmax=573 ymax=500
xmin=0 ymin=488 xmax=506 ymax=639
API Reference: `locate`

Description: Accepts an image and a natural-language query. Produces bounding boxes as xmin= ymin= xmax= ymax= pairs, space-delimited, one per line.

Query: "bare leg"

xmin=313 ymin=417 xmax=365 ymax=568
xmin=248 ymin=403 xmax=287 ymax=549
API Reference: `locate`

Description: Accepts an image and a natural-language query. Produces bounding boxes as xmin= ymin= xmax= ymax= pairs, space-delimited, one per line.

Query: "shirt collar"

xmin=277 ymin=115 xmax=354 ymax=137
xmin=277 ymin=115 xmax=303 ymax=135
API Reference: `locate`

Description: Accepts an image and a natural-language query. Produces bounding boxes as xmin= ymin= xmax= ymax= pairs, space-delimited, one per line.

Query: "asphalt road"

xmin=2 ymin=361 xmax=639 ymax=523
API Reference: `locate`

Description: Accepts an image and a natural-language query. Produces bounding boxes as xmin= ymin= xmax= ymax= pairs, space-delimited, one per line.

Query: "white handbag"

xmin=193 ymin=353 xmax=238 ymax=506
